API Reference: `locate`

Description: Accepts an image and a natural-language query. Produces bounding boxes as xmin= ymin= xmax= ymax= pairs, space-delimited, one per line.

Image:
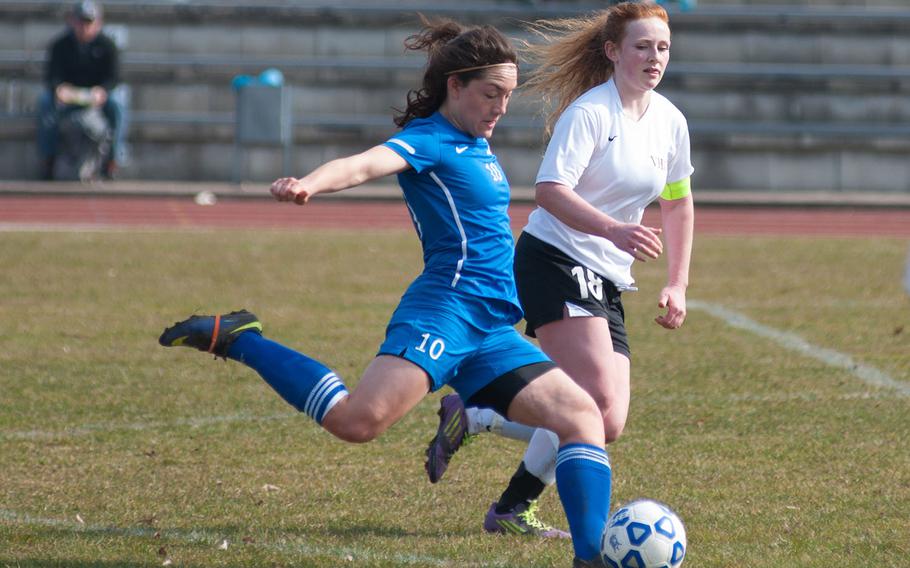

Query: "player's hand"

xmin=655 ymin=284 xmax=686 ymax=329
xmin=606 ymin=223 xmax=663 ymax=261
xmin=270 ymin=177 xmax=311 ymax=205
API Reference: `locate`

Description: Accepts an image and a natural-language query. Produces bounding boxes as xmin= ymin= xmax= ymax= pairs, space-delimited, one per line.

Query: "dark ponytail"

xmin=394 ymin=17 xmax=518 ymax=128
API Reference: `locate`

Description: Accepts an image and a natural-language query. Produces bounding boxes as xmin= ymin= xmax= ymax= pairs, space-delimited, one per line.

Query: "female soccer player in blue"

xmin=425 ymin=5 xmax=694 ymax=557
xmin=160 ymin=19 xmax=612 ymax=566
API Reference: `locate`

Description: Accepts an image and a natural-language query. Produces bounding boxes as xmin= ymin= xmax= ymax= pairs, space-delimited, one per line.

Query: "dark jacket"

xmin=45 ymin=30 xmax=119 ymax=92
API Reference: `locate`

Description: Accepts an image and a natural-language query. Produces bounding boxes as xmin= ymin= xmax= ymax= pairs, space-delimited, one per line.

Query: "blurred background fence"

xmin=2 ymin=0 xmax=910 ymax=194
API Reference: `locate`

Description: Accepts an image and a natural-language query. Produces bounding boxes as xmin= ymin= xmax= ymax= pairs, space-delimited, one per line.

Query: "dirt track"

xmin=1 ymin=195 xmax=909 ymax=237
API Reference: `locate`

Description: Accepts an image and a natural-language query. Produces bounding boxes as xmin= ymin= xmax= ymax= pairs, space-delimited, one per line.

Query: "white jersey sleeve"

xmin=536 ymin=105 xmax=603 ymax=189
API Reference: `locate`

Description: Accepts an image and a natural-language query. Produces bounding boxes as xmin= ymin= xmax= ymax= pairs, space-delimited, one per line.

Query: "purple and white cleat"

xmin=424 ymin=394 xmax=470 ymax=483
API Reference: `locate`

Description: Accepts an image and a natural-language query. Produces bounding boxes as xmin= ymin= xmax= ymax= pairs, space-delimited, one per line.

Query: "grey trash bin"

xmin=233 ymin=83 xmax=292 ymax=182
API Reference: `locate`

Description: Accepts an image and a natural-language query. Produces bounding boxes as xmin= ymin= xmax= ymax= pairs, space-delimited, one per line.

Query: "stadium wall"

xmin=1 ymin=1 xmax=909 ymax=194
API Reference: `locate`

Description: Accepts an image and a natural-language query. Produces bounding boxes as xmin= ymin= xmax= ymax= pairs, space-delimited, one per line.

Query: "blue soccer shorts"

xmin=377 ymin=297 xmax=552 ymax=404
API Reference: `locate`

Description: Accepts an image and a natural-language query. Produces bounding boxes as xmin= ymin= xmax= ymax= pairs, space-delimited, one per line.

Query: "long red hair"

xmin=522 ymin=1 xmax=669 ymax=137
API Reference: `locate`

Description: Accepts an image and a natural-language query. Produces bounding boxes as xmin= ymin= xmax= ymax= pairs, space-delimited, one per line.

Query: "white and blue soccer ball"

xmin=601 ymin=499 xmax=687 ymax=568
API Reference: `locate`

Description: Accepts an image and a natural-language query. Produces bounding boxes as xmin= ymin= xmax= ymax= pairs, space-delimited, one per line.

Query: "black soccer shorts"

xmin=513 ymin=231 xmax=631 ymax=358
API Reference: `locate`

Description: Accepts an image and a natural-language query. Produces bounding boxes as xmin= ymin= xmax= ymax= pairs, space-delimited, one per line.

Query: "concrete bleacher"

xmin=1 ymin=1 xmax=910 ymax=193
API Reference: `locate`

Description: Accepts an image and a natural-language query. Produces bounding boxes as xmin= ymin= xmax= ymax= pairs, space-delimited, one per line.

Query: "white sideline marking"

xmin=0 ymin=509 xmax=503 ymax=567
xmin=689 ymin=300 xmax=910 ymax=396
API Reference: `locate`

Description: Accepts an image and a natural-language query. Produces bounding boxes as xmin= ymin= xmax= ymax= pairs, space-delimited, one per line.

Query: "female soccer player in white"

xmin=425 ymin=4 xmax=694 ymax=551
xmin=160 ymin=18 xmax=615 ymax=566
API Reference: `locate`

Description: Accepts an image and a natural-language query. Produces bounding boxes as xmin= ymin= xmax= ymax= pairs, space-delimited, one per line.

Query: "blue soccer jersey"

xmin=383 ymin=112 xmax=521 ymax=320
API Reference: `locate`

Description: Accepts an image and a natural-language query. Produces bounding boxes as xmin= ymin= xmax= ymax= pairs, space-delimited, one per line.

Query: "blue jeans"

xmin=36 ymin=87 xmax=128 ymax=162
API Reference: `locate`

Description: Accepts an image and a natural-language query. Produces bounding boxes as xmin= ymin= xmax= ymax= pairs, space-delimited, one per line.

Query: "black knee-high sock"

xmin=495 ymin=462 xmax=546 ymax=513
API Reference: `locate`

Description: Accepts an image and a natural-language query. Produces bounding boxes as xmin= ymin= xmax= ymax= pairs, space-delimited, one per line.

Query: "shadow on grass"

xmin=316 ymin=519 xmax=469 ymax=539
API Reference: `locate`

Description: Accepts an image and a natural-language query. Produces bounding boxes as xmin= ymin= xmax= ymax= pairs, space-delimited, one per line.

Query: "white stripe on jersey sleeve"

xmin=387 ymin=138 xmax=416 ymax=155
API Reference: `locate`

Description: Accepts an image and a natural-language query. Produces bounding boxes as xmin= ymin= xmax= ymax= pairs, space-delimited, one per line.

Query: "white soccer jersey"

xmin=525 ymin=77 xmax=694 ymax=288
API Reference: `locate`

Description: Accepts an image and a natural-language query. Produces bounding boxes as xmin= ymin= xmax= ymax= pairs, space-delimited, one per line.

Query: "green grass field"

xmin=1 ymin=228 xmax=908 ymax=567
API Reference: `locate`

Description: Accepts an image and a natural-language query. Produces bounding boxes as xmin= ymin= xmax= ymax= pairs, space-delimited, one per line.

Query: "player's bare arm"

xmin=271 ymin=145 xmax=410 ymax=205
xmin=536 ymin=180 xmax=663 ymax=261
xmin=655 ymin=193 xmax=693 ymax=329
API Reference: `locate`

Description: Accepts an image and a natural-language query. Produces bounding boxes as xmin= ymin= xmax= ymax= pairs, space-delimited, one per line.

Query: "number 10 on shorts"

xmin=416 ymin=333 xmax=446 ymax=360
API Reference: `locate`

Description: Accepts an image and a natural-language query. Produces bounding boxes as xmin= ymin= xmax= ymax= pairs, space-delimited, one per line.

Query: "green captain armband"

xmin=660 ymin=177 xmax=691 ymax=200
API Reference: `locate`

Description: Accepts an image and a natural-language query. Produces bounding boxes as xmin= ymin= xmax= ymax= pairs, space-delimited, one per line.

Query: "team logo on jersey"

xmin=651 ymin=155 xmax=667 ymax=171
xmin=455 ymin=145 xmax=469 ymax=154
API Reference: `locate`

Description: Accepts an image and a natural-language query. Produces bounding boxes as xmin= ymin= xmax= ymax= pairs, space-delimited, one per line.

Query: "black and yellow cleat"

xmin=159 ymin=309 xmax=262 ymax=358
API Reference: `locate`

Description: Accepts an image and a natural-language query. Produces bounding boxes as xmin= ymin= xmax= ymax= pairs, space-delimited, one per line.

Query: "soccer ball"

xmin=601 ymin=499 xmax=687 ymax=568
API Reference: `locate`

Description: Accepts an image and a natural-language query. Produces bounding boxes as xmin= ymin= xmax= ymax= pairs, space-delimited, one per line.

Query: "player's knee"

xmin=555 ymin=393 xmax=604 ymax=445
xmin=600 ymin=403 xmax=628 ymax=443
xmin=589 ymin=384 xmax=628 ymax=443
xmin=603 ymin=418 xmax=625 ymax=444
xmin=332 ymin=422 xmax=381 ymax=443
xmin=327 ymin=413 xmax=386 ymax=443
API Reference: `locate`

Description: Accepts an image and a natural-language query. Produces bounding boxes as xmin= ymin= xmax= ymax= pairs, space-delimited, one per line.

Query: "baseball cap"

xmin=73 ymin=1 xmax=102 ymax=22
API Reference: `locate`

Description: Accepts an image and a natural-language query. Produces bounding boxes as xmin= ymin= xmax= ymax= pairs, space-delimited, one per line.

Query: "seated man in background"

xmin=37 ymin=1 xmax=124 ymax=180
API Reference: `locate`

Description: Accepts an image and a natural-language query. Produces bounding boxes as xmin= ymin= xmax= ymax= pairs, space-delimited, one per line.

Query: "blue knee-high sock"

xmin=227 ymin=332 xmax=348 ymax=424
xmin=555 ymin=443 xmax=612 ymax=561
